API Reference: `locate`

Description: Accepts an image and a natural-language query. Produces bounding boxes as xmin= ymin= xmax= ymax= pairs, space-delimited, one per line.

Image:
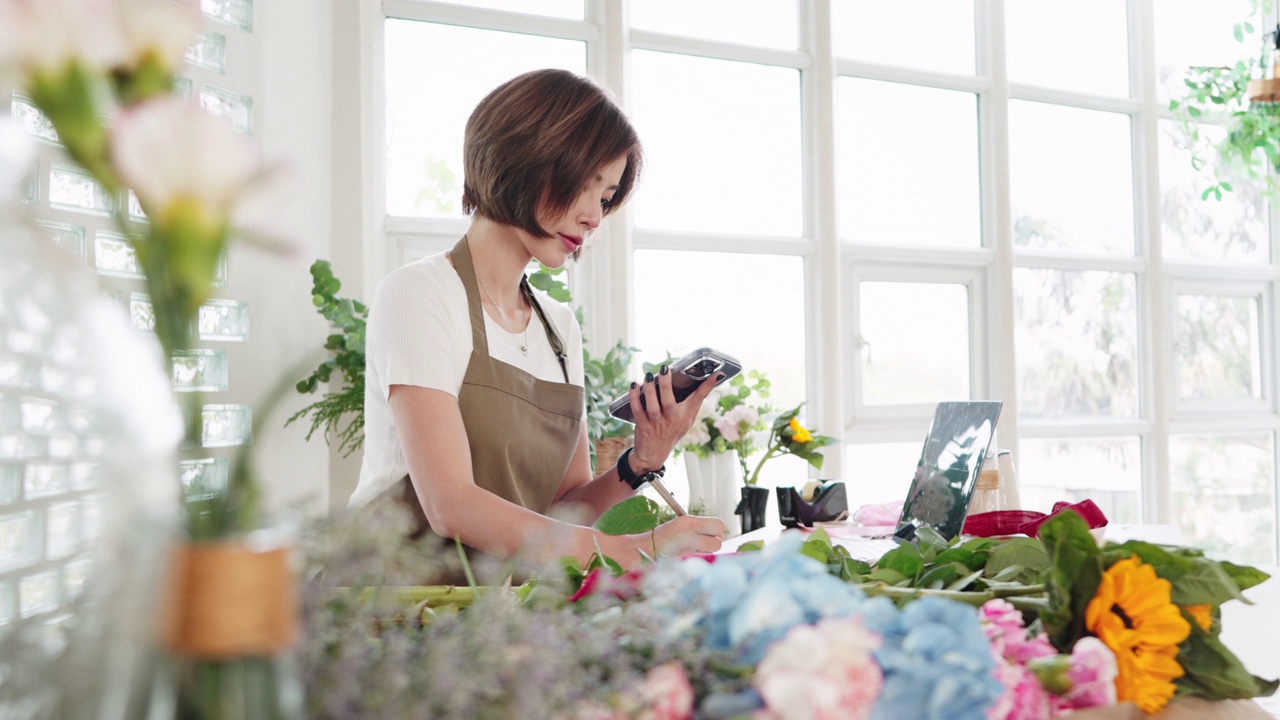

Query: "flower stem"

xmin=746 ymin=445 xmax=779 ymax=486
xmin=856 ymin=582 xmax=1049 ymax=613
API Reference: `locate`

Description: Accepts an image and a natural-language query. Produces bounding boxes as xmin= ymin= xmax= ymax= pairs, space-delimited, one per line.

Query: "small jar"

xmin=968 ymin=454 xmax=1004 ymax=516
xmin=996 ymin=449 xmax=1023 ymax=510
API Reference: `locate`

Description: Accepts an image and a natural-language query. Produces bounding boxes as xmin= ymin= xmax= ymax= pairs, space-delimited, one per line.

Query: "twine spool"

xmin=976 ymin=469 xmax=1001 ymax=491
xmin=159 ymin=542 xmax=297 ymax=659
xmin=595 ymin=435 xmax=633 ymax=474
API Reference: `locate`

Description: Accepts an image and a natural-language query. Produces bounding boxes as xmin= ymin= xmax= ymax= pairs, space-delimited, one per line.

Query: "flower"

xmin=745 ymin=404 xmax=838 ymax=486
xmin=640 ymin=662 xmax=694 ymax=720
xmin=787 ymin=418 xmax=811 ymax=443
xmin=679 ymin=371 xmax=771 ymax=460
xmin=1084 ymin=557 xmax=1191 ymax=714
xmin=1062 ymin=637 xmax=1118 ymax=710
xmin=1183 ymin=604 xmax=1213 ymax=632
xmin=754 ymin=616 xmax=882 ymax=720
xmin=0 ymin=0 xmax=124 ymax=77
xmin=715 ymin=404 xmax=759 ymax=443
xmin=981 ymin=599 xmax=1056 ymax=666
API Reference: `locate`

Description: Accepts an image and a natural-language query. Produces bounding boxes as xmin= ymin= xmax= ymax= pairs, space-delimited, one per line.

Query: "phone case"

xmin=607 ymin=347 xmax=742 ymax=424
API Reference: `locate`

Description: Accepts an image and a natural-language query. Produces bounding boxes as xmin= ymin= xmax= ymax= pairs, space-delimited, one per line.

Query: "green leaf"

xmin=1220 ymin=561 xmax=1271 ymax=592
xmin=876 ymin=542 xmax=924 ymax=581
xmin=914 ymin=526 xmax=950 ymax=555
xmin=594 ymin=496 xmax=662 ymax=535
xmin=946 ymin=568 xmax=985 ymax=591
xmin=808 ymin=525 xmax=833 ymax=548
xmin=867 ymin=567 xmax=909 ymax=585
xmin=986 ymin=537 xmax=1050 ymax=584
xmin=737 ymin=540 xmax=765 ymax=553
xmin=1177 ymin=620 xmax=1278 ymax=700
xmin=1234 ymin=23 xmax=1245 ymax=43
xmin=1038 ymin=511 xmax=1104 ymax=652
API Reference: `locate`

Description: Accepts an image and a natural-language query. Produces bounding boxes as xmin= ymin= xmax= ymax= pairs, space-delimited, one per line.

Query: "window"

xmin=369 ymin=1 xmax=1280 ymax=561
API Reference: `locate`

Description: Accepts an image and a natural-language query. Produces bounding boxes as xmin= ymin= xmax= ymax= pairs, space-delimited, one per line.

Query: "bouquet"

xmin=743 ymin=403 xmax=838 ymax=486
xmin=679 ymin=370 xmax=772 ymax=461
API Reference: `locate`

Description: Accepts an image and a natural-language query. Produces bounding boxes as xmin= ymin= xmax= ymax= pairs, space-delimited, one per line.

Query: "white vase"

xmin=685 ymin=450 xmax=742 ymax=535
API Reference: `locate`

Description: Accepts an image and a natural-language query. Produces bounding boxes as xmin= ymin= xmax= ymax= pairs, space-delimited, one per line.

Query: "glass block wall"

xmin=2 ymin=0 xmax=256 ymax=630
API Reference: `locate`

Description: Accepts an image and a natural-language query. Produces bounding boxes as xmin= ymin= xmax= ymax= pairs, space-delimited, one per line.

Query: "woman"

xmin=348 ymin=69 xmax=725 ymax=581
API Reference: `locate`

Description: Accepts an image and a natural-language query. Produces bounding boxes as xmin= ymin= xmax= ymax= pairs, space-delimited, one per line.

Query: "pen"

xmin=649 ymin=476 xmax=686 ymax=516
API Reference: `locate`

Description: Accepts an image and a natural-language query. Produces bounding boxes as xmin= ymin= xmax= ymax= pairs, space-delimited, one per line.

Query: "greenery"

xmin=288 ymin=260 xmax=368 ymax=457
xmin=743 ymin=403 xmax=837 ymax=486
xmin=1168 ymin=0 xmax=1280 ymax=202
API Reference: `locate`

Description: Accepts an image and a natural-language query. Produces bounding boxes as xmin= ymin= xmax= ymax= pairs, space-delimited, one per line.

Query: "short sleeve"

xmin=367 ymin=259 xmax=468 ymax=398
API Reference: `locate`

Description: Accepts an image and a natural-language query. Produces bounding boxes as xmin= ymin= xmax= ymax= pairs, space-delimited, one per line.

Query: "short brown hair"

xmin=461 ymin=69 xmax=643 ymax=237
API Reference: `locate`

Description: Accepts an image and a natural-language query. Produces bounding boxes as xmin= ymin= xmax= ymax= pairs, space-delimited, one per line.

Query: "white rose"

xmin=0 ymin=0 xmax=124 ymax=77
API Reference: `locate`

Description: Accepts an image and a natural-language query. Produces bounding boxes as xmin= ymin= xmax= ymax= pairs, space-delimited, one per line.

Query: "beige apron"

xmin=385 ymin=236 xmax=584 ymax=584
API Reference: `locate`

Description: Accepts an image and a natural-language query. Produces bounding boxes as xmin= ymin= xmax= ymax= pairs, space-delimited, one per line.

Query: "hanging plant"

xmin=1168 ymin=0 xmax=1280 ymax=202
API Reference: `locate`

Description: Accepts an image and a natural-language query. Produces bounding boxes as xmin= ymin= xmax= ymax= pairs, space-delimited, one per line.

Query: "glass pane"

xmin=1159 ymin=120 xmax=1268 ymax=263
xmin=127 ymin=190 xmax=147 ymax=221
xmin=199 ymin=404 xmax=252 ymax=448
xmin=859 ymin=282 xmax=970 ymax=405
xmin=19 ymin=572 xmax=59 ymax=618
xmin=1009 ymin=101 xmax=1134 ymax=255
xmin=11 ymin=94 xmax=58 ymax=143
xmin=0 ymin=582 xmax=12 ymax=625
xmin=198 ymin=299 xmax=250 ymax=341
xmin=1175 ymin=293 xmax=1262 ymax=400
xmin=45 ymin=501 xmax=80 ymax=559
xmin=631 ymin=52 xmax=802 ymax=236
xmin=429 ymin=0 xmax=582 ymax=19
xmin=0 ymin=511 xmax=40 ymax=572
xmin=634 ymin=250 xmax=806 ymax=413
xmin=1154 ymin=0 xmax=1258 ymax=105
xmin=845 ymin=441 xmax=926 ymax=508
xmin=48 ymin=165 xmax=113 ymax=216
xmin=201 ymin=0 xmax=252 ymax=32
xmin=1018 ymin=437 xmax=1141 ymax=523
xmin=23 ymin=463 xmax=70 ymax=500
xmin=831 ymin=0 xmax=975 ymax=74
xmin=199 ymin=85 xmax=253 ymax=135
xmin=837 ymin=79 xmax=979 ymax=246
xmin=31 ymin=221 xmax=85 ymax=265
xmin=181 ymin=457 xmax=229 ymax=502
xmin=1170 ymin=433 xmax=1275 ymax=565
xmin=630 ymin=0 xmax=796 ymax=50
xmin=0 ymin=465 xmax=17 ymax=505
xmin=384 ymin=20 xmax=585 ymax=218
xmin=1005 ymin=0 xmax=1129 ymax=96
xmin=172 ymin=349 xmax=230 ymax=393
xmin=95 ymin=232 xmax=143 ymax=279
xmin=185 ymin=31 xmax=227 ymax=74
xmin=1014 ymin=269 xmax=1138 ymax=418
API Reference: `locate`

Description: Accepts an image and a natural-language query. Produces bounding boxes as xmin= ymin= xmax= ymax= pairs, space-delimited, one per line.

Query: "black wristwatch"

xmin=616 ymin=447 xmax=666 ymax=490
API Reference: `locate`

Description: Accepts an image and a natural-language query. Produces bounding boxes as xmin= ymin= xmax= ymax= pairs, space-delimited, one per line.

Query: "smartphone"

xmin=608 ymin=347 xmax=742 ymax=424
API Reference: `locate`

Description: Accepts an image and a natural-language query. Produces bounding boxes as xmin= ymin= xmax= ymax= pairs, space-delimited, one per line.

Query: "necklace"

xmin=476 ymin=272 xmax=530 ymax=356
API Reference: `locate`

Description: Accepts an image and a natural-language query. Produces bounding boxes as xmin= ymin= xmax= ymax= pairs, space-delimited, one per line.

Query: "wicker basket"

xmin=594 ymin=435 xmax=634 ymax=474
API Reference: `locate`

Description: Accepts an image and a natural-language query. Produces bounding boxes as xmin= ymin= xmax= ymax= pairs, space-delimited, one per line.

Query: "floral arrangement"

xmin=743 ymin=403 xmax=838 ymax=486
xmin=300 ymin=508 xmax=1276 ymax=719
xmin=679 ymin=370 xmax=772 ymax=461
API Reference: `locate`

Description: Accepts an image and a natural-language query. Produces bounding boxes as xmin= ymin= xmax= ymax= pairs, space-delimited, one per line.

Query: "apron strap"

xmin=522 ymin=276 xmax=570 ymax=384
xmin=449 ymin=236 xmax=490 ymax=356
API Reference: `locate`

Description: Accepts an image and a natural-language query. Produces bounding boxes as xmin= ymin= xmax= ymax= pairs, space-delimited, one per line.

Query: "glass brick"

xmin=80 ymin=494 xmax=103 ymax=541
xmin=49 ymin=165 xmax=113 ymax=216
xmin=11 ymin=93 xmax=59 ymax=143
xmin=46 ymin=435 xmax=77 ymax=459
xmin=200 ymin=404 xmax=252 ymax=448
xmin=62 ymin=558 xmax=93 ymax=601
xmin=0 ymin=582 xmax=13 ymax=625
xmin=94 ymin=232 xmax=142 ymax=279
xmin=174 ymin=76 xmax=193 ymax=100
xmin=127 ymin=190 xmax=148 ymax=221
xmin=32 ymin=221 xmax=86 ymax=264
xmin=181 ymin=456 xmax=228 ymax=502
xmin=172 ymin=349 xmax=228 ymax=393
xmin=0 ymin=464 xmax=17 ymax=504
xmin=199 ymin=299 xmax=249 ymax=341
xmin=185 ymin=30 xmax=227 ymax=73
xmin=129 ymin=293 xmax=157 ymax=332
xmin=0 ymin=436 xmax=23 ymax=461
xmin=70 ymin=462 xmax=100 ymax=491
xmin=199 ymin=84 xmax=253 ymax=135
xmin=0 ymin=353 xmax=38 ymax=389
xmin=0 ymin=395 xmax=16 ymax=433
xmin=23 ymin=462 xmax=69 ymax=499
xmin=0 ymin=511 xmax=40 ymax=571
xmin=20 ymin=398 xmax=60 ymax=434
xmin=201 ymin=0 xmax=252 ymax=32
xmin=19 ymin=171 xmax=38 ymax=205
xmin=18 ymin=572 xmax=59 ymax=618
xmin=45 ymin=501 xmax=79 ymax=558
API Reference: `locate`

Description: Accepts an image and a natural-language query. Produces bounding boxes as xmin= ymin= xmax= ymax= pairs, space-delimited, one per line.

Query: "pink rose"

xmin=1061 ymin=637 xmax=1117 ymax=710
xmin=754 ymin=617 xmax=882 ymax=720
xmin=989 ymin=663 xmax=1053 ymax=720
xmin=640 ymin=662 xmax=694 ymax=720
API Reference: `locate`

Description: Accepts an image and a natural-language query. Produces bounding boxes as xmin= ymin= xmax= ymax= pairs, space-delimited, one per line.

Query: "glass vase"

xmin=684 ymin=450 xmax=742 ymax=533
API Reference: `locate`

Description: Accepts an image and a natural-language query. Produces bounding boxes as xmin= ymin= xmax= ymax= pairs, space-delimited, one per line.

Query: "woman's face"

xmin=527 ymin=154 xmax=629 ymax=268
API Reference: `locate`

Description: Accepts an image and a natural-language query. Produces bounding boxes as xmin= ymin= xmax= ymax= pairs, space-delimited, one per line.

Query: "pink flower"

xmin=754 ymin=616 xmax=882 ymax=720
xmin=715 ymin=405 xmax=758 ymax=443
xmin=981 ymin=599 xmax=1056 ymax=665
xmin=1061 ymin=637 xmax=1117 ymax=710
xmin=989 ymin=662 xmax=1053 ymax=720
xmin=639 ymin=662 xmax=694 ymax=720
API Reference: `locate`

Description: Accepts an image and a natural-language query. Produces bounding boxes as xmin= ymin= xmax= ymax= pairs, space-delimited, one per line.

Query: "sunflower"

xmin=787 ymin=418 xmax=812 ymax=443
xmin=1085 ymin=557 xmax=1192 ymax=714
xmin=1183 ymin=604 xmax=1213 ymax=632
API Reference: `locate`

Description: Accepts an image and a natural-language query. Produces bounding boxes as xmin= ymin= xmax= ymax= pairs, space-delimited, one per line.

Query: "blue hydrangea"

xmin=862 ymin=595 xmax=1004 ymax=720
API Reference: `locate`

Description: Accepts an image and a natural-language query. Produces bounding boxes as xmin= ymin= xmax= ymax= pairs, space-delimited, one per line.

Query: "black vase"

xmin=736 ymin=485 xmax=770 ymax=534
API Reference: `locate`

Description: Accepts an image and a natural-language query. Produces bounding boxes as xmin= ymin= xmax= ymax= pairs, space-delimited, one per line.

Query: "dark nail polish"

xmin=631 ymin=381 xmax=638 ymax=389
xmin=715 ymin=373 xmax=726 ymax=382
xmin=645 ymin=371 xmax=655 ymax=383
xmin=660 ymin=364 xmax=669 ymax=375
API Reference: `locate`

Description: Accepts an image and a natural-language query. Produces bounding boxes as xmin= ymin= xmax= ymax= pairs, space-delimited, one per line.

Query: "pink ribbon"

xmin=962 ymin=500 xmax=1108 ymax=538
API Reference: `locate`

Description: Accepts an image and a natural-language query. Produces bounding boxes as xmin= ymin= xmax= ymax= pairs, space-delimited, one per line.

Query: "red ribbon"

xmin=962 ymin=500 xmax=1108 ymax=538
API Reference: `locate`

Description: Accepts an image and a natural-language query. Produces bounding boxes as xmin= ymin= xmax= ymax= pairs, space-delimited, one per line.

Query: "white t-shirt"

xmin=348 ymin=251 xmax=585 ymax=510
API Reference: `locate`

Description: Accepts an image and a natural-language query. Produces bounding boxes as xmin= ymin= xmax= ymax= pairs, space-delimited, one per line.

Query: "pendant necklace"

xmin=476 ymin=272 xmax=530 ymax=356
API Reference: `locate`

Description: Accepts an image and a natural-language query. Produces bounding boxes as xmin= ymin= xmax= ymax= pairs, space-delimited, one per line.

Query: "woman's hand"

xmin=627 ymin=366 xmax=722 ymax=473
xmin=606 ymin=514 xmax=726 ymax=568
